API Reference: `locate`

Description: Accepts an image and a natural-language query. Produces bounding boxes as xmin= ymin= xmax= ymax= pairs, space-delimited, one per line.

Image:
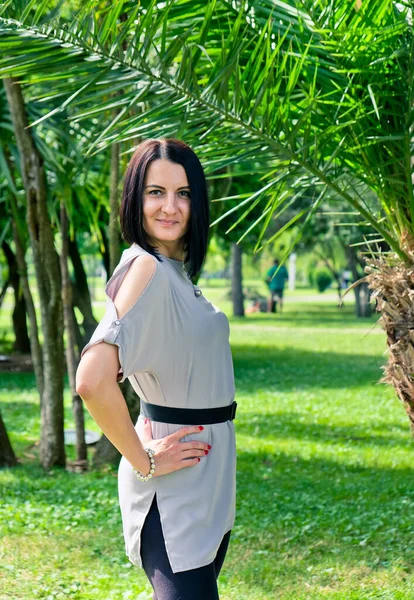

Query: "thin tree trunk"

xmin=314 ymin=248 xmax=342 ymax=304
xmin=231 ymin=243 xmax=244 ymax=317
xmin=346 ymin=245 xmax=372 ymax=318
xmin=0 ymin=410 xmax=17 ymax=468
xmin=4 ymin=77 xmax=65 ymax=468
xmin=2 ymin=240 xmax=31 ymax=353
xmin=5 ymin=148 xmax=44 ymax=396
xmin=0 ymin=277 xmax=10 ymax=309
xmin=60 ymin=203 xmax=87 ymax=465
xmin=92 ymin=383 xmax=140 ymax=467
xmin=354 ymin=282 xmax=372 ymax=318
xmin=109 ymin=142 xmax=121 ymax=274
xmin=68 ymin=235 xmax=98 ymax=343
xmin=93 ymin=141 xmax=123 ymax=466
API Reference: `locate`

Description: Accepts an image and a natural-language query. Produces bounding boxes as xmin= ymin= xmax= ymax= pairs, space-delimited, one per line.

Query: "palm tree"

xmin=1 ymin=0 xmax=414 ymax=428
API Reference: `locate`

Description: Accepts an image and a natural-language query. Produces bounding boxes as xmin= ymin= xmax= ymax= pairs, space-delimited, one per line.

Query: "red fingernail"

xmin=144 ymin=418 xmax=148 ymax=425
xmin=198 ymin=458 xmax=201 ymax=462
xmin=204 ymin=450 xmax=209 ymax=455
xmin=198 ymin=426 xmax=204 ymax=430
xmin=207 ymin=445 xmax=211 ymax=449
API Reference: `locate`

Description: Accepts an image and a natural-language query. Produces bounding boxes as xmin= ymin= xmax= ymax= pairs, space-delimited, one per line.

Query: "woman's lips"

xmin=157 ymin=219 xmax=179 ymax=226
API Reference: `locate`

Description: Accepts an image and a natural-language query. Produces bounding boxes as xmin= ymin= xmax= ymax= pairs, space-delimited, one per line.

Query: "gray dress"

xmin=80 ymin=243 xmax=237 ymax=573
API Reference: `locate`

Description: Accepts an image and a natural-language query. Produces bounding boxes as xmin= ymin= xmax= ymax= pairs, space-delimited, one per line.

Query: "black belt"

xmin=140 ymin=400 xmax=237 ymax=425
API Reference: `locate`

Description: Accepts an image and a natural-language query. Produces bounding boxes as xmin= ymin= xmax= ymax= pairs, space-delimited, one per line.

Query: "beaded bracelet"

xmin=133 ymin=448 xmax=156 ymax=482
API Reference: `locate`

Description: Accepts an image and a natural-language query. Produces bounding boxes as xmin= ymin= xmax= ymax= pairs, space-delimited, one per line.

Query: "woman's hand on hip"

xmin=139 ymin=418 xmax=211 ymax=477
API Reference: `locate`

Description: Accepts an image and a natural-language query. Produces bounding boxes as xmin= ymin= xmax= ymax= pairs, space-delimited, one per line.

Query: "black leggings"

xmin=140 ymin=495 xmax=231 ymax=600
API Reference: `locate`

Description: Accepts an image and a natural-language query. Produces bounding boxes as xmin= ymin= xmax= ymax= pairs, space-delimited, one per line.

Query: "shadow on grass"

xmin=2 ymin=444 xmax=413 ymax=598
xmin=236 ymin=411 xmax=412 ymax=448
xmin=230 ymin=303 xmax=379 ymax=328
xmin=230 ymin=306 xmax=385 ymax=336
xmin=232 ymin=345 xmax=384 ymax=392
xmin=230 ymin=445 xmax=414 ymax=596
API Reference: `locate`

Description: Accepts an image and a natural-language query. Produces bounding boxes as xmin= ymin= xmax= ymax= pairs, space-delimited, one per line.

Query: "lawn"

xmin=1 ymin=285 xmax=414 ymax=599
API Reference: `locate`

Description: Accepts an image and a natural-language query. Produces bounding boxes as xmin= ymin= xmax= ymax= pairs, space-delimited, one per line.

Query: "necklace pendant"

xmin=194 ymin=288 xmax=202 ymax=297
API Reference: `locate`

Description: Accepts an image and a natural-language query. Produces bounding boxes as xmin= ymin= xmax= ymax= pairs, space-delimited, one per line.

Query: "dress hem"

xmin=126 ymin=526 xmax=234 ymax=574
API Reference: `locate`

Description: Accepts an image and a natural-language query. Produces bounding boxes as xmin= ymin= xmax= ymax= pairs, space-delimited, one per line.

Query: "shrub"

xmin=315 ymin=268 xmax=333 ymax=292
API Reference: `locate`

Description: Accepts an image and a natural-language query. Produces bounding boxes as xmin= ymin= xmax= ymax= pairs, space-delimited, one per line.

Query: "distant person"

xmin=266 ymin=258 xmax=288 ymax=313
xmin=342 ymin=269 xmax=352 ymax=289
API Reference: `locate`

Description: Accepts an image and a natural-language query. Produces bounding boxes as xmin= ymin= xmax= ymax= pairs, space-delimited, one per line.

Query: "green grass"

xmin=1 ymin=284 xmax=414 ymax=599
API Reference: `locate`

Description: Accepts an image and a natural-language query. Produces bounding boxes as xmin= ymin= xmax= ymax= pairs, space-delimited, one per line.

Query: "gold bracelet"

xmin=133 ymin=448 xmax=156 ymax=482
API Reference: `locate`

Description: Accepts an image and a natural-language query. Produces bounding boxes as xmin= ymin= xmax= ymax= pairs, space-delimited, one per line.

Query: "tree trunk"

xmin=60 ymin=203 xmax=87 ymax=465
xmin=366 ymin=255 xmax=414 ymax=430
xmin=92 ymin=381 xmax=140 ymax=467
xmin=0 ymin=410 xmax=17 ymax=468
xmin=347 ymin=245 xmax=372 ymax=318
xmin=4 ymin=77 xmax=65 ymax=468
xmin=2 ymin=240 xmax=31 ymax=353
xmin=0 ymin=277 xmax=10 ymax=309
xmin=314 ymin=248 xmax=342 ymax=304
xmin=231 ymin=242 xmax=244 ymax=317
xmin=93 ymin=141 xmax=125 ymax=466
xmin=5 ymin=147 xmax=44 ymax=393
xmin=109 ymin=142 xmax=121 ymax=274
xmin=354 ymin=282 xmax=372 ymax=318
xmin=68 ymin=235 xmax=98 ymax=344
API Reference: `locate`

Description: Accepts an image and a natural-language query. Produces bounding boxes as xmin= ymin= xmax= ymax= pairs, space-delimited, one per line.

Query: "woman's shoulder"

xmin=105 ymin=244 xmax=168 ymax=310
xmin=121 ymin=243 xmax=155 ymax=263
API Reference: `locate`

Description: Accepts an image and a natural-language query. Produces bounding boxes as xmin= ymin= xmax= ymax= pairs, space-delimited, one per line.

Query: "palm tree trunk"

xmin=60 ymin=203 xmax=87 ymax=466
xmin=4 ymin=77 xmax=65 ymax=468
xmin=366 ymin=256 xmax=414 ymax=430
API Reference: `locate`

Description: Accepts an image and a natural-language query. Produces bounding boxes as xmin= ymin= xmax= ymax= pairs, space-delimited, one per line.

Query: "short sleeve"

xmin=79 ymin=246 xmax=164 ymax=383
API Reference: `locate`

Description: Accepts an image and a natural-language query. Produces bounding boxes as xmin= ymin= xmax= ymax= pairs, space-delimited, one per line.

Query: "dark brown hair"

xmin=120 ymin=138 xmax=209 ymax=278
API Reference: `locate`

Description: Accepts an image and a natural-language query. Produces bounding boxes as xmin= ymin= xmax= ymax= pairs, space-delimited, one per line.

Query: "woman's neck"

xmin=154 ymin=241 xmax=185 ymax=261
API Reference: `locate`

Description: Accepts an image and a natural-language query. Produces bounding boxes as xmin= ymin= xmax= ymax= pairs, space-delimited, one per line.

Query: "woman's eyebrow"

xmin=144 ymin=184 xmax=190 ymax=190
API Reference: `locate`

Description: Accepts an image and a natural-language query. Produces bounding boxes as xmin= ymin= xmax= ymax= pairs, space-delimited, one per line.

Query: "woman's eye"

xmin=148 ymin=190 xmax=190 ymax=198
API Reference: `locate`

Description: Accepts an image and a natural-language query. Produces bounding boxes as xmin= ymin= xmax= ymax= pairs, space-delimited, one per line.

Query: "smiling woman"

xmin=76 ymin=138 xmax=237 ymax=600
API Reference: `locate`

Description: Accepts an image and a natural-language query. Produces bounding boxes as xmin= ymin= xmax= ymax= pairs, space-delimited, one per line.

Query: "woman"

xmin=75 ymin=138 xmax=237 ymax=600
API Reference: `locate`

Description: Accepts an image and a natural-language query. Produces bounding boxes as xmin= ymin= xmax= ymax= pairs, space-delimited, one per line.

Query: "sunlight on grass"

xmin=1 ymin=285 xmax=413 ymax=599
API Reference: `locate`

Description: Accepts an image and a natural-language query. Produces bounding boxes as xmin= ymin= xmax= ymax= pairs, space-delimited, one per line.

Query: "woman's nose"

xmin=161 ymin=192 xmax=178 ymax=213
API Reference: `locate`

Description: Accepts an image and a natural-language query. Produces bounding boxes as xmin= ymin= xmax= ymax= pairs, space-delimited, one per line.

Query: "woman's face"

xmin=142 ymin=159 xmax=191 ymax=257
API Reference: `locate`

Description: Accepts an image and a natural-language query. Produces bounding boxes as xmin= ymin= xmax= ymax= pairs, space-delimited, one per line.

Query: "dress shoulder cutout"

xmin=80 ymin=244 xmax=166 ymax=383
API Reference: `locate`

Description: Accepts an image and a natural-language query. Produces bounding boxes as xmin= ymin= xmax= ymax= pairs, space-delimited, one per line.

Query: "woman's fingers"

xmin=181 ymin=448 xmax=209 ymax=456
xmin=182 ymin=440 xmax=211 ymax=450
xmin=169 ymin=425 xmax=205 ymax=441
xmin=180 ymin=457 xmax=202 ymax=468
xmin=140 ymin=418 xmax=153 ymax=444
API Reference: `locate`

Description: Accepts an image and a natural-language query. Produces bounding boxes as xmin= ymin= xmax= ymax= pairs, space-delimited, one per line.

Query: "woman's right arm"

xmin=76 ymin=341 xmax=154 ymax=474
xmin=76 ymin=342 xmax=209 ymax=476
